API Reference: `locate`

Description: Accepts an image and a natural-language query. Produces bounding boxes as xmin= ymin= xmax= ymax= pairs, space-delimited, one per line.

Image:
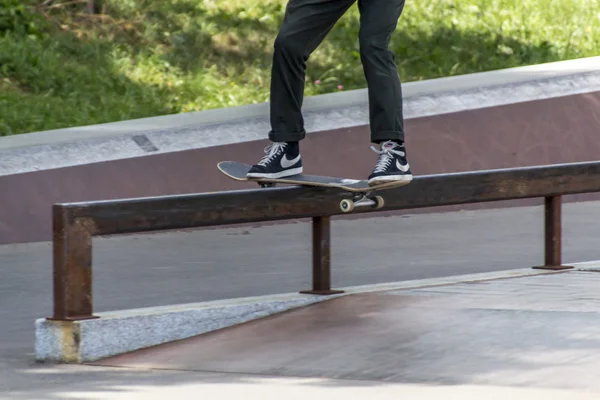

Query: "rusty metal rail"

xmin=49 ymin=161 xmax=600 ymax=321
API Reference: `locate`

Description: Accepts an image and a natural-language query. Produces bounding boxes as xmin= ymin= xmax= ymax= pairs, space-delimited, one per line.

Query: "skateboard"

xmin=217 ymin=161 xmax=411 ymax=213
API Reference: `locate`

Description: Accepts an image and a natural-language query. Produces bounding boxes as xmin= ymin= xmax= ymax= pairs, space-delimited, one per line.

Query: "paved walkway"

xmin=4 ymin=266 xmax=600 ymax=398
xmin=92 ymin=269 xmax=600 ymax=390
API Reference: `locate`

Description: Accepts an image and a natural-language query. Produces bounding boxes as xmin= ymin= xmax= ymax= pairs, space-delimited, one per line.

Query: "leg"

xmin=357 ymin=0 xmax=406 ymax=144
xmin=357 ymin=0 xmax=412 ymax=186
xmin=269 ymin=0 xmax=356 ymax=142
xmin=249 ymin=0 xmax=356 ymax=179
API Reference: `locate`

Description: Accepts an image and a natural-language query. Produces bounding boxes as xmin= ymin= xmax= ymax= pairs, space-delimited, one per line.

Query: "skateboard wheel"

xmin=340 ymin=199 xmax=354 ymax=213
xmin=374 ymin=196 xmax=384 ymax=209
xmin=259 ymin=182 xmax=276 ymax=188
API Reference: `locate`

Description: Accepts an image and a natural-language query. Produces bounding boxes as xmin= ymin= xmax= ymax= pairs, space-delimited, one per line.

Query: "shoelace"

xmin=258 ymin=142 xmax=287 ymax=166
xmin=370 ymin=144 xmax=405 ymax=173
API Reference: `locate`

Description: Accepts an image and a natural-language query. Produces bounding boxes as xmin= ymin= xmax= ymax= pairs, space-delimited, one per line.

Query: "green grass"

xmin=0 ymin=0 xmax=599 ymax=136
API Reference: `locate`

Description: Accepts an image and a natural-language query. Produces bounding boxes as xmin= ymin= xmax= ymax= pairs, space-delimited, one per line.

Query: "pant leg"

xmin=357 ymin=0 xmax=406 ymax=144
xmin=269 ymin=0 xmax=356 ymax=143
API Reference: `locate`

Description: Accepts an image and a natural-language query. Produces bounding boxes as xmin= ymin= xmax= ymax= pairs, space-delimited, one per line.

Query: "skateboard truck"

xmin=340 ymin=192 xmax=384 ymax=213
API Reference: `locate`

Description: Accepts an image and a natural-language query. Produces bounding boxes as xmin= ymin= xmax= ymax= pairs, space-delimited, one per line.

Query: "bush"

xmin=0 ymin=0 xmax=47 ymax=36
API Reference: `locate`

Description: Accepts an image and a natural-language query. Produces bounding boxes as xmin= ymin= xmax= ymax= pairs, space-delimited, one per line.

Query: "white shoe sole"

xmin=247 ymin=167 xmax=303 ymax=179
xmin=368 ymin=174 xmax=413 ymax=186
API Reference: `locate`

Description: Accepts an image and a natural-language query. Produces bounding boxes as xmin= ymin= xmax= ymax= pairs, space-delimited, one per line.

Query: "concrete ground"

xmin=2 ymin=201 xmax=600 ymax=398
xmin=94 ymin=269 xmax=600 ymax=393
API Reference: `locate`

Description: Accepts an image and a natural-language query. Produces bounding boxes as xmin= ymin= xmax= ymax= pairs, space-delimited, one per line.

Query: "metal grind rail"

xmin=49 ymin=161 xmax=600 ymax=321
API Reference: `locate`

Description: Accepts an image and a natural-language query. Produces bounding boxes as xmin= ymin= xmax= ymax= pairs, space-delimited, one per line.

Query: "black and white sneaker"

xmin=368 ymin=140 xmax=413 ymax=186
xmin=247 ymin=142 xmax=303 ymax=179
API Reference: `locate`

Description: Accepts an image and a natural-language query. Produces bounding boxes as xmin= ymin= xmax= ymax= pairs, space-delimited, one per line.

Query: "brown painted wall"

xmin=2 ymin=91 xmax=600 ymax=244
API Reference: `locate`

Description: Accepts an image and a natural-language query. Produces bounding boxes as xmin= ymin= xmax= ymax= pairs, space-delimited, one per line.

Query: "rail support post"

xmin=532 ymin=196 xmax=573 ymax=271
xmin=48 ymin=206 xmax=99 ymax=321
xmin=300 ymin=216 xmax=344 ymax=295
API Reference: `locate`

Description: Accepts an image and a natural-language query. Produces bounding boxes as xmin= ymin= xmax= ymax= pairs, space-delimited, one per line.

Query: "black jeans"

xmin=268 ymin=0 xmax=406 ymax=144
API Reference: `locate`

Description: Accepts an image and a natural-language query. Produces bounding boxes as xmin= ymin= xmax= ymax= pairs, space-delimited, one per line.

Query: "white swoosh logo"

xmin=396 ymin=159 xmax=410 ymax=172
xmin=281 ymin=154 xmax=301 ymax=168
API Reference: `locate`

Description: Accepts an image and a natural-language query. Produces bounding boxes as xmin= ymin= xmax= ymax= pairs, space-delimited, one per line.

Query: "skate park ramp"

xmin=1 ymin=56 xmax=600 ymax=245
xmin=90 ymin=268 xmax=600 ymax=396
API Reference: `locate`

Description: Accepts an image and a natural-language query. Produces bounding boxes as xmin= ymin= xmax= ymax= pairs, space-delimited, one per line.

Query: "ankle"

xmin=285 ymin=141 xmax=299 ymax=153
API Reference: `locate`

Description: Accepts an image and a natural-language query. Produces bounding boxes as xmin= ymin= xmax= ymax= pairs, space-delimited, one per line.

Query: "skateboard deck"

xmin=217 ymin=161 xmax=411 ymax=212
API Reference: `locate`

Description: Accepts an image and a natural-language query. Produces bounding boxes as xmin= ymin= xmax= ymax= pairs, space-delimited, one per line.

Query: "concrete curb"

xmin=35 ymin=262 xmax=600 ymax=364
xmin=34 ymin=293 xmax=339 ymax=364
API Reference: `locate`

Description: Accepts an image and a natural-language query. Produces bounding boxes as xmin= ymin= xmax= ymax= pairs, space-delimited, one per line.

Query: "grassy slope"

xmin=0 ymin=0 xmax=598 ymax=136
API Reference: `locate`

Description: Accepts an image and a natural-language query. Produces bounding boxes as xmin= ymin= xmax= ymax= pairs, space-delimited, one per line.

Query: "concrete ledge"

xmin=34 ymin=293 xmax=338 ymax=364
xmin=2 ymin=56 xmax=599 ymax=176
xmin=5 ymin=56 xmax=600 ymax=148
xmin=36 ymin=263 xmax=600 ymax=364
